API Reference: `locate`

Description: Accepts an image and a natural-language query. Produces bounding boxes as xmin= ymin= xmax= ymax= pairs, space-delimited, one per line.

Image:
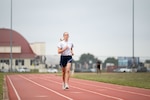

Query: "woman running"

xmin=57 ymin=32 xmax=74 ymax=89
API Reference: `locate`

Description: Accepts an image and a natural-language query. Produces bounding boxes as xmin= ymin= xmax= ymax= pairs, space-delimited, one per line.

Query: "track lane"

xmin=6 ymin=74 xmax=150 ymax=100
xmin=20 ymin=74 xmax=121 ymax=100
xmin=38 ymin=74 xmax=150 ymax=100
xmin=6 ymin=75 xmax=73 ymax=100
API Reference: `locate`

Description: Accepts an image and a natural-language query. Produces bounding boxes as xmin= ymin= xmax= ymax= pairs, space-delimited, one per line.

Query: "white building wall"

xmin=0 ymin=59 xmax=35 ymax=70
xmin=25 ymin=59 xmax=30 ymax=67
xmin=0 ymin=46 xmax=21 ymax=53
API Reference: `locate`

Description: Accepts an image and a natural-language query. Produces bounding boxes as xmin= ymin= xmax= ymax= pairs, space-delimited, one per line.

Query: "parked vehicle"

xmin=137 ymin=67 xmax=147 ymax=72
xmin=113 ymin=68 xmax=132 ymax=73
xmin=120 ymin=68 xmax=132 ymax=72
xmin=113 ymin=68 xmax=121 ymax=72
xmin=17 ymin=67 xmax=30 ymax=72
xmin=90 ymin=68 xmax=96 ymax=72
xmin=47 ymin=68 xmax=58 ymax=73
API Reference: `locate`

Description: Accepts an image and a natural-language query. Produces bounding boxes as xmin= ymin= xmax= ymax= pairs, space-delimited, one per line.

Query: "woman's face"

xmin=63 ymin=33 xmax=69 ymax=40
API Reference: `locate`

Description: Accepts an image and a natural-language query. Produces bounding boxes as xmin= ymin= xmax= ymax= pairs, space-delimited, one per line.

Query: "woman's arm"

xmin=58 ymin=46 xmax=68 ymax=54
xmin=71 ymin=48 xmax=74 ymax=56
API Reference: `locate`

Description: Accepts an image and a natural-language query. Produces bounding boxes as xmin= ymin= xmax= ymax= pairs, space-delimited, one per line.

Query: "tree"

xmin=79 ymin=53 xmax=97 ymax=64
xmin=103 ymin=57 xmax=118 ymax=68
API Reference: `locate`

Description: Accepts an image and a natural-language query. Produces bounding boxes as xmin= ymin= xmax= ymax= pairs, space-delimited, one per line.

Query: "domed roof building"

xmin=0 ymin=28 xmax=36 ymax=71
xmin=0 ymin=28 xmax=35 ymax=58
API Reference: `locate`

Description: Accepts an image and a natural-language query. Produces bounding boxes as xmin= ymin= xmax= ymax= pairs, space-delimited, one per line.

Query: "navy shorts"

xmin=97 ymin=65 xmax=100 ymax=69
xmin=60 ymin=56 xmax=72 ymax=67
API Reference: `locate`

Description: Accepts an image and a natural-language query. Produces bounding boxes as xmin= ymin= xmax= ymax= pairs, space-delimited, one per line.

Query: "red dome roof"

xmin=0 ymin=28 xmax=36 ymax=58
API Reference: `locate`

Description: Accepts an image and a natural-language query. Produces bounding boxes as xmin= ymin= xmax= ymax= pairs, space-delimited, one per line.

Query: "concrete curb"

xmin=3 ymin=76 xmax=9 ymax=100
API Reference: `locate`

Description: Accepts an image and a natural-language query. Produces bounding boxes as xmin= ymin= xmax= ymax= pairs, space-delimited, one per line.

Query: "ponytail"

xmin=60 ymin=38 xmax=64 ymax=41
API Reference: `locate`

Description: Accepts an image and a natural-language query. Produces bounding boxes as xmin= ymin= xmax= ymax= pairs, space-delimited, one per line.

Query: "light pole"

xmin=132 ymin=0 xmax=135 ymax=69
xmin=132 ymin=0 xmax=134 ymax=59
xmin=10 ymin=0 xmax=13 ymax=72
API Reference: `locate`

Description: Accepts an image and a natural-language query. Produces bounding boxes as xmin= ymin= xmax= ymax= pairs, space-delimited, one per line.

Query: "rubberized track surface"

xmin=6 ymin=74 xmax=150 ymax=100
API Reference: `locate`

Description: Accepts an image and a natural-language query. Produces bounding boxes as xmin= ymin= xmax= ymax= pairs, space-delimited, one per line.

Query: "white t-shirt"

xmin=57 ymin=40 xmax=74 ymax=55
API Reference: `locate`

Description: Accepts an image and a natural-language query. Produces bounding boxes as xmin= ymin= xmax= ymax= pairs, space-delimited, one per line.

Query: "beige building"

xmin=30 ymin=42 xmax=46 ymax=56
xmin=0 ymin=28 xmax=36 ymax=71
xmin=144 ymin=63 xmax=150 ymax=71
xmin=30 ymin=42 xmax=46 ymax=69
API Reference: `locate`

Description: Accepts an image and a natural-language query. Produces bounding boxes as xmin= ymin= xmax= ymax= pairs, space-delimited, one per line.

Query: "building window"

xmin=15 ymin=60 xmax=19 ymax=66
xmin=22 ymin=60 xmax=24 ymax=66
xmin=0 ymin=60 xmax=9 ymax=65
xmin=30 ymin=60 xmax=34 ymax=65
xmin=15 ymin=60 xmax=24 ymax=66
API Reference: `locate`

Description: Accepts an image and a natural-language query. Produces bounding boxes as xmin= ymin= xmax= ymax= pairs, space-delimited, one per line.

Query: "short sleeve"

xmin=57 ymin=42 xmax=62 ymax=48
xmin=72 ymin=43 xmax=74 ymax=48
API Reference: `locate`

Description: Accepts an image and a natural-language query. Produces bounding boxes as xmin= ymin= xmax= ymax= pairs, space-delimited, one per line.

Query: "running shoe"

xmin=62 ymin=83 xmax=65 ymax=90
xmin=64 ymin=83 xmax=69 ymax=89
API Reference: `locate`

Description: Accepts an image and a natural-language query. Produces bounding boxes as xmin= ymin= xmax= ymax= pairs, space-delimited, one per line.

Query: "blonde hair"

xmin=60 ymin=38 xmax=64 ymax=41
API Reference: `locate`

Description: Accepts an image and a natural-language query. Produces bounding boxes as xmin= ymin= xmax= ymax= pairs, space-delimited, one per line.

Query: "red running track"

xmin=6 ymin=74 xmax=150 ymax=100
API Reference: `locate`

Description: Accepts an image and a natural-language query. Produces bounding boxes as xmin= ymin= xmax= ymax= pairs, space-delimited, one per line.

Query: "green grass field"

xmin=72 ymin=72 xmax=150 ymax=89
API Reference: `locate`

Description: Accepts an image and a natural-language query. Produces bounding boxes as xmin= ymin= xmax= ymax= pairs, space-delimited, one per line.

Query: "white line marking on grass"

xmin=19 ymin=75 xmax=73 ymax=100
xmin=7 ymin=76 xmax=21 ymax=100
xmin=41 ymin=78 xmax=123 ymax=100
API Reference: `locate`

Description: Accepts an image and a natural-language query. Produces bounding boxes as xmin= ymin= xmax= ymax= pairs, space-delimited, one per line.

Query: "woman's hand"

xmin=71 ymin=48 xmax=74 ymax=56
xmin=58 ymin=46 xmax=68 ymax=54
xmin=64 ymin=46 xmax=68 ymax=51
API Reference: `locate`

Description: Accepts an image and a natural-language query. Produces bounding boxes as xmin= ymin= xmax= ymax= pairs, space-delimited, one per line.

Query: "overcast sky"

xmin=0 ymin=0 xmax=150 ymax=58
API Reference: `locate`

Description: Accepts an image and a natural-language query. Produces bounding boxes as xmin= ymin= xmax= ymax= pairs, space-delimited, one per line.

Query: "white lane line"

xmin=46 ymin=76 xmax=150 ymax=98
xmin=7 ymin=76 xmax=21 ymax=100
xmin=19 ymin=75 xmax=73 ymax=100
xmin=40 ymin=78 xmax=123 ymax=100
xmin=72 ymin=78 xmax=150 ymax=91
xmin=71 ymin=85 xmax=123 ymax=100
xmin=70 ymin=80 xmax=150 ymax=98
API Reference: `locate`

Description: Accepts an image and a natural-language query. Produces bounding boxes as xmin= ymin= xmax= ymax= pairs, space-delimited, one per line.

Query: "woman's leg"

xmin=65 ymin=63 xmax=71 ymax=85
xmin=62 ymin=67 xmax=66 ymax=84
